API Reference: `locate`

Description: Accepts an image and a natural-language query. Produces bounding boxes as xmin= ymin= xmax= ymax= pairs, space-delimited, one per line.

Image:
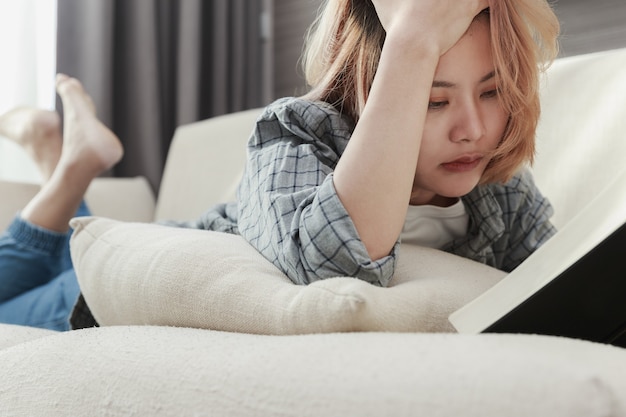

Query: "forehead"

xmin=434 ymin=18 xmax=494 ymax=83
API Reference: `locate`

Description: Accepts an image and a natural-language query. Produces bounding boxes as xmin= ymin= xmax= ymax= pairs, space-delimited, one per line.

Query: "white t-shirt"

xmin=400 ymin=199 xmax=469 ymax=249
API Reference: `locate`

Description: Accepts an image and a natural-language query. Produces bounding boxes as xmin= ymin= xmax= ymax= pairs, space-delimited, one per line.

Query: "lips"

xmin=441 ymin=154 xmax=484 ymax=172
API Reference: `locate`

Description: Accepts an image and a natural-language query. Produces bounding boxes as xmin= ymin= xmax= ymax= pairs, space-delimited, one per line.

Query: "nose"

xmin=450 ymin=100 xmax=485 ymax=143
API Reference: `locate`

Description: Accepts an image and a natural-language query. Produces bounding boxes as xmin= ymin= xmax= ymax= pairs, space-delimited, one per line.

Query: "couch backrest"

xmin=533 ymin=48 xmax=626 ymax=229
xmin=154 ymin=108 xmax=263 ymax=222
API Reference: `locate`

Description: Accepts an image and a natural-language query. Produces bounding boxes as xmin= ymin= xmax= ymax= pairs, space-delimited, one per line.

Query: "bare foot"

xmin=19 ymin=75 xmax=125 ymax=232
xmin=0 ymin=107 xmax=62 ymax=180
xmin=54 ymin=74 xmax=124 ymax=177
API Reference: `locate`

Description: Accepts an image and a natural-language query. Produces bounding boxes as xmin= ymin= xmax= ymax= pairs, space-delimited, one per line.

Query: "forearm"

xmin=237 ymin=99 xmax=399 ymax=285
xmin=332 ymin=37 xmax=439 ymax=260
xmin=240 ymin=175 xmax=398 ymax=286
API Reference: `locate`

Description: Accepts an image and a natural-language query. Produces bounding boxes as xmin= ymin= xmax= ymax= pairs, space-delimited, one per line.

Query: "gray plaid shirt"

xmin=188 ymin=97 xmax=556 ymax=287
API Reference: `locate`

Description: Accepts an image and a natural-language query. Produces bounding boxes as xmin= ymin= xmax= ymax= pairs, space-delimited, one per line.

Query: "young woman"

xmin=234 ymin=0 xmax=560 ymax=286
xmin=0 ymin=0 xmax=560 ymax=330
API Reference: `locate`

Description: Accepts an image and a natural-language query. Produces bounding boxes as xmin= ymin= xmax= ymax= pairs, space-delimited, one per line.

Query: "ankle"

xmin=53 ymin=156 xmax=103 ymax=190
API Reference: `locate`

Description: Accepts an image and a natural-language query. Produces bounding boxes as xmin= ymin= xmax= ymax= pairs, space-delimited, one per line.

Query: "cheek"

xmin=486 ymin=106 xmax=509 ymax=144
xmin=417 ymin=125 xmax=442 ymax=162
xmin=421 ymin=115 xmax=447 ymax=148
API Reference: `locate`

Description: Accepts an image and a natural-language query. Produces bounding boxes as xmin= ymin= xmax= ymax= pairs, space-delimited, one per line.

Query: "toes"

xmin=55 ymin=74 xmax=86 ymax=97
xmin=55 ymin=75 xmax=97 ymax=116
xmin=55 ymin=73 xmax=70 ymax=89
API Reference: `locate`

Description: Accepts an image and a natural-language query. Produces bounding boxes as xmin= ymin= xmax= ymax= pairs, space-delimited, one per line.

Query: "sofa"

xmin=1 ymin=47 xmax=625 ymax=416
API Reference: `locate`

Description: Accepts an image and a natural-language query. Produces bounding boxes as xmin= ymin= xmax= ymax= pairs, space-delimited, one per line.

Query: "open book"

xmin=449 ymin=169 xmax=626 ymax=348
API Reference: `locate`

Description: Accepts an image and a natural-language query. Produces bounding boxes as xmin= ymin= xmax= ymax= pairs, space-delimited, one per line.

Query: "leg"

xmin=0 ymin=219 xmax=70 ymax=302
xmin=0 ymin=200 xmax=91 ymax=312
xmin=20 ymin=74 xmax=123 ymax=233
xmin=0 ymin=77 xmax=99 ymax=300
xmin=0 ymin=269 xmax=80 ymax=331
xmin=0 ymin=75 xmax=122 ymax=327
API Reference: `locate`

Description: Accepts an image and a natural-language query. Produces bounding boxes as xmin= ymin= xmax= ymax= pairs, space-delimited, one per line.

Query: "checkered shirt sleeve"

xmin=236 ymin=98 xmax=397 ymax=286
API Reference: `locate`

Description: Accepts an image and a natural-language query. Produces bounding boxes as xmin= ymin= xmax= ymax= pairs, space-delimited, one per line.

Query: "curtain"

xmin=56 ymin=0 xmax=267 ymax=191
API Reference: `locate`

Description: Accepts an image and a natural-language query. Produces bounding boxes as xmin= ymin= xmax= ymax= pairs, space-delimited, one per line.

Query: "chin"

xmin=439 ymin=179 xmax=481 ymax=198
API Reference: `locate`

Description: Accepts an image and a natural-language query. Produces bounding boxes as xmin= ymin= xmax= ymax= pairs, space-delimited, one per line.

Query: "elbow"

xmin=362 ymin=239 xmax=396 ymax=262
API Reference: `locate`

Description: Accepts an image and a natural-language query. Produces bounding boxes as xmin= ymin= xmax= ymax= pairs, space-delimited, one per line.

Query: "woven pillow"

xmin=69 ymin=216 xmax=505 ymax=334
xmin=2 ymin=326 xmax=624 ymax=416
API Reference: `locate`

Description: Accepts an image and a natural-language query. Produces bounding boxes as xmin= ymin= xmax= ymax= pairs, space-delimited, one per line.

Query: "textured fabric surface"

xmin=69 ymin=216 xmax=505 ymax=334
xmin=1 ymin=326 xmax=625 ymax=416
xmin=0 ymin=323 xmax=56 ymax=350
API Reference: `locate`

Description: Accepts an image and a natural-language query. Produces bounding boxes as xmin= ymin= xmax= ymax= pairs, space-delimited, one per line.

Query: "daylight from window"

xmin=0 ymin=0 xmax=57 ymax=182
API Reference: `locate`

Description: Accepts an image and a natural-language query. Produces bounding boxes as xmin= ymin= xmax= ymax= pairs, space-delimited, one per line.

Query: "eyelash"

xmin=428 ymin=100 xmax=448 ymax=110
xmin=428 ymin=89 xmax=500 ymax=110
xmin=481 ymin=89 xmax=500 ymax=99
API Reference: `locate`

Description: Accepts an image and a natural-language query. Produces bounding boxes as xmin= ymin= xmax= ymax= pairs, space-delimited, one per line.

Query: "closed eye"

xmin=428 ymin=100 xmax=448 ymax=110
xmin=481 ymin=89 xmax=499 ymax=99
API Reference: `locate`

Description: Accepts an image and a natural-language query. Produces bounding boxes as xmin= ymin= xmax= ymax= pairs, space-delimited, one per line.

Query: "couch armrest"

xmin=0 ymin=176 xmax=155 ymax=231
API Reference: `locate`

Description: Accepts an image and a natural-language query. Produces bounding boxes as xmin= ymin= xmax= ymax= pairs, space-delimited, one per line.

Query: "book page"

xmin=449 ymin=168 xmax=626 ymax=333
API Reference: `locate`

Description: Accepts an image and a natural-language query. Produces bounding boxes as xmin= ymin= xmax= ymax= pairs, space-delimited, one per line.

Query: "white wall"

xmin=0 ymin=0 xmax=57 ymax=183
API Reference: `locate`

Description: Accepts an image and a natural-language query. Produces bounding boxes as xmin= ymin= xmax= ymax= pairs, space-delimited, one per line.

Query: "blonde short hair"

xmin=301 ymin=0 xmax=560 ymax=183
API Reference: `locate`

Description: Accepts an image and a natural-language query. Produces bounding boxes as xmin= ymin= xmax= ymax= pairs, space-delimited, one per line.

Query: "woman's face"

xmin=410 ymin=18 xmax=509 ymax=206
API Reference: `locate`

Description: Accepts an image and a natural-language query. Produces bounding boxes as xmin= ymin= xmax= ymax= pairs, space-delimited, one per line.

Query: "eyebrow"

xmin=432 ymin=70 xmax=496 ymax=88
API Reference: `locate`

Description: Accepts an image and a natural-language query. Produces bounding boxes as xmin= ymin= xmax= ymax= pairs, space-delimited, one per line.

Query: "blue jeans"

xmin=0 ymin=202 xmax=89 ymax=331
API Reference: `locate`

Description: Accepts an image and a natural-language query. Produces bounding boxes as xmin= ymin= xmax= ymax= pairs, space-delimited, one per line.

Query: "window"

xmin=0 ymin=0 xmax=57 ymax=182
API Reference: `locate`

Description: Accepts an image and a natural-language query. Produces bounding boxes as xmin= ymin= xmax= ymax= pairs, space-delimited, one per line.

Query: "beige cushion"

xmin=0 ymin=323 xmax=57 ymax=350
xmin=1 ymin=326 xmax=624 ymax=416
xmin=69 ymin=216 xmax=504 ymax=334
